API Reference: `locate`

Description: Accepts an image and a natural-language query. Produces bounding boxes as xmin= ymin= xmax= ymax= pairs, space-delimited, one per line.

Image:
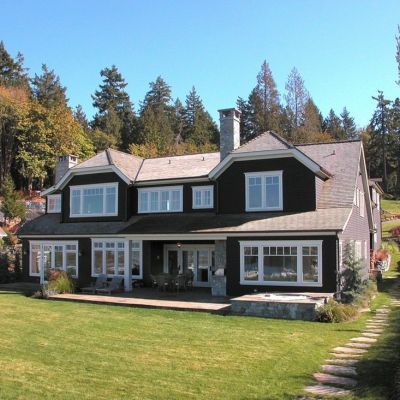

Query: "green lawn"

xmin=0 ymin=290 xmax=375 ymax=400
xmin=382 ymin=219 xmax=400 ymax=238
xmin=381 ymin=199 xmax=400 ymax=214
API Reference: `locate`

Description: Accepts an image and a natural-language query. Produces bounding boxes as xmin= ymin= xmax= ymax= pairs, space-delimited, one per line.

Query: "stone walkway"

xmin=304 ymin=285 xmax=400 ymax=398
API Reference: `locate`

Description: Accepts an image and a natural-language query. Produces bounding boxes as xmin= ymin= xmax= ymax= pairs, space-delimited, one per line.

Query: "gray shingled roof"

xmin=136 ymin=152 xmax=220 ymax=182
xmin=19 ymin=208 xmax=351 ymax=236
xmin=298 ymin=141 xmax=361 ymax=208
xmin=233 ymin=131 xmax=292 ymax=153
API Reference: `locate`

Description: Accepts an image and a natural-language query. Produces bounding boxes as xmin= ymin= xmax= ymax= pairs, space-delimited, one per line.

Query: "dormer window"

xmin=70 ymin=183 xmax=118 ymax=217
xmin=138 ymin=186 xmax=183 ymax=213
xmin=47 ymin=194 xmax=61 ymax=213
xmin=245 ymin=171 xmax=283 ymax=212
xmin=192 ymin=186 xmax=214 ymax=209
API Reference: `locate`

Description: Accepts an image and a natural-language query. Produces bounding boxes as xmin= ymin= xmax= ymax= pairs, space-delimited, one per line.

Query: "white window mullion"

xmin=297 ymin=244 xmax=302 ymax=284
xmin=258 ymin=244 xmax=262 ymax=284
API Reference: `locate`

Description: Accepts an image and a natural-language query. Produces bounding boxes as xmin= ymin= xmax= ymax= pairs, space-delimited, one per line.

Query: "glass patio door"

xmin=167 ymin=249 xmax=179 ymax=275
xmin=195 ymin=250 xmax=210 ymax=286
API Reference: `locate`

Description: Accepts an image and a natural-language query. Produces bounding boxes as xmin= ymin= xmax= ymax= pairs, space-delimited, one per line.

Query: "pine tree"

xmin=368 ymin=91 xmax=392 ymax=191
xmin=390 ymin=98 xmax=400 ymax=195
xmin=324 ymin=109 xmax=346 ymax=140
xmin=73 ymin=105 xmax=89 ymax=133
xmin=91 ymin=65 xmax=135 ymax=150
xmin=396 ymin=25 xmax=400 ymax=86
xmin=0 ymin=175 xmax=26 ymax=224
xmin=284 ymin=67 xmax=309 ymax=139
xmin=237 ymin=96 xmax=256 ymax=143
xmin=0 ymin=41 xmax=28 ymax=87
xmin=141 ymin=76 xmax=172 ymax=111
xmin=182 ymin=87 xmax=218 ymax=146
xmin=172 ymin=98 xmax=184 ymax=144
xmin=253 ymin=60 xmax=282 ymax=133
xmin=31 ymin=64 xmax=68 ymax=108
xmin=296 ymin=99 xmax=326 ymax=143
xmin=340 ymin=107 xmax=358 ymax=139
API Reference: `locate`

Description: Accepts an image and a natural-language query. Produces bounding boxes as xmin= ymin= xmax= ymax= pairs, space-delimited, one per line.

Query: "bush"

xmin=389 ymin=225 xmax=400 ymax=237
xmin=382 ymin=241 xmax=399 ymax=254
xmin=316 ymin=300 xmax=359 ymax=323
xmin=47 ymin=270 xmax=75 ymax=294
xmin=352 ymin=279 xmax=378 ymax=308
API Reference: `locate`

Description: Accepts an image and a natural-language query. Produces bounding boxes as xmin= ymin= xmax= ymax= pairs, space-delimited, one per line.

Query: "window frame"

xmin=239 ymin=240 xmax=322 ymax=287
xmin=29 ymin=240 xmax=79 ymax=278
xmin=69 ymin=182 xmax=118 ymax=218
xmin=192 ymin=185 xmax=214 ymax=209
xmin=137 ymin=185 xmax=183 ymax=214
xmin=359 ymin=191 xmax=365 ymax=217
xmin=245 ymin=171 xmax=283 ymax=212
xmin=47 ymin=194 xmax=61 ymax=213
xmin=91 ymin=239 xmax=143 ymax=279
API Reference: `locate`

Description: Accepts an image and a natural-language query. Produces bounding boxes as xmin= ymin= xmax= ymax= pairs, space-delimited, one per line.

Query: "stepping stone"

xmin=326 ymin=359 xmax=359 ymax=366
xmin=345 ymin=342 xmax=371 ymax=349
xmin=331 ymin=352 xmax=362 ymax=359
xmin=313 ymin=372 xmax=357 ymax=387
xmin=351 ymin=337 xmax=377 ymax=343
xmin=304 ymin=384 xmax=352 ymax=397
xmin=321 ymin=364 xmax=358 ymax=377
xmin=362 ymin=332 xmax=380 ymax=337
xmin=366 ymin=322 xmax=388 ymax=326
xmin=364 ymin=329 xmax=384 ymax=334
xmin=333 ymin=347 xmax=367 ymax=354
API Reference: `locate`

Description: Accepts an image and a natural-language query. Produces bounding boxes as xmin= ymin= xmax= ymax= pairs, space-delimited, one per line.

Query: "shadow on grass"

xmin=352 ymin=259 xmax=400 ymax=400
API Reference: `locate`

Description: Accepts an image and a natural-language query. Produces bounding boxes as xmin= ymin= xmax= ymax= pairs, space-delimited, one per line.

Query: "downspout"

xmin=335 ymin=233 xmax=341 ymax=300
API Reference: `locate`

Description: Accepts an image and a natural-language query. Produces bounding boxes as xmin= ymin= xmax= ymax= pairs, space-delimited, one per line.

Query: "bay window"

xmin=70 ymin=183 xmax=118 ymax=217
xmin=138 ymin=186 xmax=183 ymax=213
xmin=240 ymin=240 xmax=322 ymax=286
xmin=245 ymin=171 xmax=283 ymax=211
xmin=91 ymin=239 xmax=142 ymax=279
xmin=29 ymin=241 xmax=78 ymax=279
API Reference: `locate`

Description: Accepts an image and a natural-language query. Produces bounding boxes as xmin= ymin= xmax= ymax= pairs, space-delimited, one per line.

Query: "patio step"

xmin=304 ymin=384 xmax=352 ymax=397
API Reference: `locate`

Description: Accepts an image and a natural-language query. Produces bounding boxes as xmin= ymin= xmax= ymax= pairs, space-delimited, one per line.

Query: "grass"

xmin=382 ymin=219 xmax=400 ymax=238
xmin=381 ymin=199 xmax=400 ymax=214
xmin=0 ymin=290 xmax=374 ymax=400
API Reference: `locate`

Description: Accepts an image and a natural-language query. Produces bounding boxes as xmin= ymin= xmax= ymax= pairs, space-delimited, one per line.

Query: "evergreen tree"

xmin=0 ymin=175 xmax=26 ymax=224
xmin=368 ymin=91 xmax=392 ymax=191
xmin=182 ymin=87 xmax=218 ymax=146
xmin=340 ymin=107 xmax=358 ymax=139
xmin=253 ymin=60 xmax=282 ymax=133
xmin=390 ymin=98 xmax=400 ymax=195
xmin=31 ymin=64 xmax=68 ymax=108
xmin=91 ymin=65 xmax=136 ymax=150
xmin=284 ymin=67 xmax=309 ymax=139
xmin=73 ymin=105 xmax=89 ymax=133
xmin=296 ymin=99 xmax=326 ymax=143
xmin=0 ymin=41 xmax=28 ymax=87
xmin=324 ymin=109 xmax=346 ymax=140
xmin=141 ymin=76 xmax=172 ymax=111
xmin=396 ymin=25 xmax=400 ymax=86
xmin=172 ymin=98 xmax=184 ymax=144
xmin=237 ymin=96 xmax=256 ymax=143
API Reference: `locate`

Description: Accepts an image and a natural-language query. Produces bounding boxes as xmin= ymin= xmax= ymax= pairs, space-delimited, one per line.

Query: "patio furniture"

xmin=80 ymin=274 xmax=107 ymax=294
xmin=156 ymin=274 xmax=171 ymax=292
xmin=149 ymin=274 xmax=158 ymax=288
xmin=173 ymin=274 xmax=186 ymax=293
xmin=184 ymin=269 xmax=194 ymax=290
xmin=96 ymin=276 xmax=123 ymax=295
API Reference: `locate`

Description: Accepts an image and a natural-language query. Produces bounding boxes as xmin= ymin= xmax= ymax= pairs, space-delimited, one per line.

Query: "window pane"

xmin=266 ymin=176 xmax=280 ymax=208
xmin=171 ymin=190 xmax=181 ymax=211
xmin=30 ymin=245 xmax=41 ymax=274
xmin=66 ymin=252 xmax=77 ymax=277
xmin=244 ymin=246 xmax=258 ymax=281
xmin=203 ymin=190 xmax=211 ymax=206
xmin=117 ymin=251 xmax=124 ymax=275
xmin=83 ymin=188 xmax=103 ymax=214
xmin=71 ymin=190 xmax=81 ymax=214
xmin=94 ymin=250 xmax=103 ymax=274
xmin=303 ymin=247 xmax=319 ymax=282
xmin=54 ymin=246 xmax=63 ymax=269
xmin=263 ymin=254 xmax=297 ymax=282
xmin=160 ymin=191 xmax=169 ymax=211
xmin=131 ymin=250 xmax=141 ymax=276
xmin=139 ymin=192 xmax=148 ymax=212
xmin=106 ymin=250 xmax=115 ymax=275
xmin=105 ymin=187 xmax=116 ymax=214
xmin=248 ymin=177 xmax=262 ymax=208
xmin=150 ymin=192 xmax=159 ymax=212
xmin=195 ymin=190 xmax=202 ymax=206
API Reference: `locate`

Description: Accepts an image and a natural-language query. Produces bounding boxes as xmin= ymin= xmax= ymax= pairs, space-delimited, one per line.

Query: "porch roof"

xmin=18 ymin=207 xmax=351 ymax=237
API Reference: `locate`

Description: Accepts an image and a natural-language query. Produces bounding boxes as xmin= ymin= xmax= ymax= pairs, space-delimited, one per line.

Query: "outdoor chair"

xmin=96 ymin=276 xmax=123 ymax=295
xmin=156 ymin=274 xmax=170 ymax=292
xmin=80 ymin=274 xmax=107 ymax=294
xmin=184 ymin=269 xmax=194 ymax=290
xmin=149 ymin=274 xmax=158 ymax=288
xmin=173 ymin=274 xmax=186 ymax=293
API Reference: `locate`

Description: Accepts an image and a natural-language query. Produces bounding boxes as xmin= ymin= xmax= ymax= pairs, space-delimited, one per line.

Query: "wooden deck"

xmin=48 ymin=292 xmax=232 ymax=314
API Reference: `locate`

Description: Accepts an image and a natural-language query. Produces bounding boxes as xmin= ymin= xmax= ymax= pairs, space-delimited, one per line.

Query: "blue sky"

xmin=1 ymin=0 xmax=400 ymax=127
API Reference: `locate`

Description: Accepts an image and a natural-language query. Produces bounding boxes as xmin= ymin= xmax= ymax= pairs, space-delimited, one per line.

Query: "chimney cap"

xmin=218 ymin=108 xmax=241 ymax=119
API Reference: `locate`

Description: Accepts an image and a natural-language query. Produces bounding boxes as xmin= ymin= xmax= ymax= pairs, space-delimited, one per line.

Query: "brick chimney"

xmin=218 ymin=108 xmax=241 ymax=160
xmin=55 ymin=155 xmax=78 ymax=184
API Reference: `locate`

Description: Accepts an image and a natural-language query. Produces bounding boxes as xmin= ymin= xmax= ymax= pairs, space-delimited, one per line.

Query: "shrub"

xmin=389 ymin=225 xmax=400 ymax=237
xmin=47 ymin=270 xmax=75 ymax=294
xmin=381 ymin=241 xmax=399 ymax=254
xmin=316 ymin=300 xmax=359 ymax=323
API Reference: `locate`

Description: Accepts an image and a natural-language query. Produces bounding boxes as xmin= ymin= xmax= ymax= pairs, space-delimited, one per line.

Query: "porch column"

xmin=211 ymin=240 xmax=227 ymax=296
xmin=124 ymin=239 xmax=132 ymax=292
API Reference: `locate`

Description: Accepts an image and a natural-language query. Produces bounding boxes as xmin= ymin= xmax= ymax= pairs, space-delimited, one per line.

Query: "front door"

xmin=164 ymin=245 xmax=214 ymax=287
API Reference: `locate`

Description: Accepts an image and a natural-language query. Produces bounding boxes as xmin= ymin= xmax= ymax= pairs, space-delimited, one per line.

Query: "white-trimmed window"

xmin=360 ymin=191 xmax=365 ymax=217
xmin=376 ymin=193 xmax=380 ymax=210
xmin=339 ymin=241 xmax=343 ymax=268
xmin=29 ymin=241 xmax=78 ymax=278
xmin=245 ymin=171 xmax=283 ymax=212
xmin=354 ymin=240 xmax=362 ymax=260
xmin=138 ymin=186 xmax=183 ymax=213
xmin=91 ymin=239 xmax=142 ymax=279
xmin=192 ymin=186 xmax=213 ymax=209
xmin=70 ymin=182 xmax=118 ymax=217
xmin=240 ymin=240 xmax=322 ymax=286
xmin=47 ymin=194 xmax=61 ymax=213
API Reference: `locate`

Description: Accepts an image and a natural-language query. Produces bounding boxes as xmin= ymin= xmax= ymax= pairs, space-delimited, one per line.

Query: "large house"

xmin=18 ymin=108 xmax=382 ymax=296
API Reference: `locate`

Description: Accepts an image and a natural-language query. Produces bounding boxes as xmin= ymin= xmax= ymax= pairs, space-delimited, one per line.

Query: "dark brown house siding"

xmin=61 ymin=172 xmax=129 ymax=223
xmin=225 ymin=235 xmax=338 ymax=296
xmin=217 ymin=158 xmax=317 ymax=214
